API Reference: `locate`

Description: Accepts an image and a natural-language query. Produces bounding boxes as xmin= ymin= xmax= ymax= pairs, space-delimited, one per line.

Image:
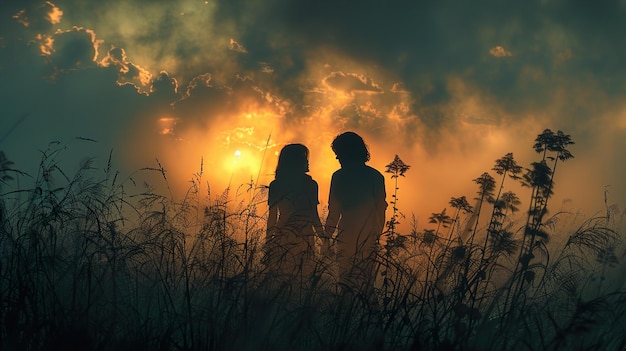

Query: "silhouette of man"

xmin=323 ymin=132 xmax=387 ymax=292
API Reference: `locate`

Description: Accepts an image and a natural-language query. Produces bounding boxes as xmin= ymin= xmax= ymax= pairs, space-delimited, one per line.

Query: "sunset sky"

xmin=2 ymin=0 xmax=625 ymax=233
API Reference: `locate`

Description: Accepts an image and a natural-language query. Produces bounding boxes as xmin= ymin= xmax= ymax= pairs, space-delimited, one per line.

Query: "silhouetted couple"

xmin=265 ymin=131 xmax=387 ymax=293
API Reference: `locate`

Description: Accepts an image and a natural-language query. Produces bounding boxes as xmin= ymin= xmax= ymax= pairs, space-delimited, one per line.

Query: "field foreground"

xmin=1 ymin=139 xmax=626 ymax=351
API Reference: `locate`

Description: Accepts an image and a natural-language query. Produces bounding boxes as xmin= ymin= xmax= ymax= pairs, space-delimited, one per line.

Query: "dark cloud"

xmin=47 ymin=27 xmax=99 ymax=72
xmin=0 ymin=14 xmax=155 ymax=174
xmin=228 ymin=38 xmax=247 ymax=53
xmin=150 ymin=71 xmax=179 ymax=100
xmin=7 ymin=1 xmax=61 ymax=33
xmin=323 ymin=72 xmax=384 ymax=95
xmin=213 ymin=0 xmax=626 ymax=129
xmin=101 ymin=46 xmax=153 ymax=91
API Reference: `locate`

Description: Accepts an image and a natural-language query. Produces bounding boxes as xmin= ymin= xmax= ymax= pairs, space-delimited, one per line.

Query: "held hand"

xmin=320 ymin=238 xmax=335 ymax=258
xmin=266 ymin=227 xmax=278 ymax=242
xmin=264 ymin=228 xmax=279 ymax=256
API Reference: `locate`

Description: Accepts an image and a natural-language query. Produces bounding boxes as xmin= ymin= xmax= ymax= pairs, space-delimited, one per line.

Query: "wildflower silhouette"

xmin=521 ymin=129 xmax=575 ymax=261
xmin=461 ymin=172 xmax=496 ymax=244
xmin=434 ymin=196 xmax=472 ymax=288
xmin=530 ymin=129 xmax=574 ymax=226
xmin=385 ymin=155 xmax=411 ymax=227
xmin=468 ymin=155 xmax=523 ymax=321
xmin=488 ymin=191 xmax=520 ymax=256
xmin=485 ymin=153 xmax=522 ymax=257
xmin=457 ymin=173 xmax=495 ymax=296
xmin=429 ymin=208 xmax=452 ymax=237
xmin=504 ymin=129 xmax=575 ymax=326
xmin=384 ymin=154 xmax=411 ymax=253
xmin=448 ymin=196 xmax=473 ymax=242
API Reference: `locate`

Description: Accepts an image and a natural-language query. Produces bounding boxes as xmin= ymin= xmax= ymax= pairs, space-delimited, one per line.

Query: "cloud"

xmin=322 ymin=72 xmax=384 ymax=96
xmin=47 ymin=0 xmax=245 ymax=85
xmin=489 ymin=45 xmax=512 ymax=57
xmin=11 ymin=1 xmax=62 ymax=30
xmin=158 ymin=117 xmax=178 ymax=135
xmin=3 ymin=0 xmax=626 ymax=229
xmin=228 ymin=38 xmax=248 ymax=53
xmin=46 ymin=1 xmax=63 ymax=24
xmin=46 ymin=27 xmax=101 ymax=72
xmin=259 ymin=62 xmax=274 ymax=74
xmin=390 ymin=82 xmax=409 ymax=94
xmin=150 ymin=70 xmax=179 ymax=95
xmin=100 ymin=46 xmax=153 ymax=91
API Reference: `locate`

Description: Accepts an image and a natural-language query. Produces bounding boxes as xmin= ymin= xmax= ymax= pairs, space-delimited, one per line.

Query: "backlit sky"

xmin=2 ymin=0 xmax=626 ymax=233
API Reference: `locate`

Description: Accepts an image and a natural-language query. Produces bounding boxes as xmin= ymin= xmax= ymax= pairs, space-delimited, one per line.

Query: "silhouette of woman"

xmin=323 ymin=132 xmax=387 ymax=291
xmin=266 ymin=144 xmax=323 ymax=278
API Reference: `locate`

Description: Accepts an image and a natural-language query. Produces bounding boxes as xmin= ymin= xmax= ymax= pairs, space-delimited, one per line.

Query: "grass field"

xmin=1 ymin=130 xmax=625 ymax=350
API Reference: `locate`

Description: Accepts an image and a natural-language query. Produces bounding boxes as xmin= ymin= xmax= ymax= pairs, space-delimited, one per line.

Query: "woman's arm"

xmin=267 ymin=184 xmax=279 ymax=240
xmin=324 ymin=174 xmax=341 ymax=240
xmin=373 ymin=171 xmax=388 ymax=233
xmin=267 ymin=205 xmax=278 ymax=240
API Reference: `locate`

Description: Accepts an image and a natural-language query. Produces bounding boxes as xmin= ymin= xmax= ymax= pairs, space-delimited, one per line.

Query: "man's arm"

xmin=374 ymin=171 xmax=388 ymax=233
xmin=266 ymin=205 xmax=278 ymax=239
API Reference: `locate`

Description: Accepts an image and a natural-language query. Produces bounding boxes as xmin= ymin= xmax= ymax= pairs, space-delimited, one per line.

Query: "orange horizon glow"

xmin=139 ymin=110 xmax=600 ymax=236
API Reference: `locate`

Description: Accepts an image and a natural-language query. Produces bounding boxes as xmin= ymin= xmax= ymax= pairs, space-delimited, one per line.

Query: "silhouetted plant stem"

xmin=460 ymin=174 xmax=495 ymax=285
xmin=484 ymin=154 xmax=522 ymax=250
xmin=384 ymin=155 xmax=410 ymax=246
xmin=467 ymin=155 xmax=522 ymax=319
xmin=505 ymin=129 xmax=574 ymax=326
xmin=422 ymin=209 xmax=451 ymax=298
xmin=433 ymin=197 xmax=472 ymax=291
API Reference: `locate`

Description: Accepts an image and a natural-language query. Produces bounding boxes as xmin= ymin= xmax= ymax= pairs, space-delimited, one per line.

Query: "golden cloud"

xmin=229 ymin=38 xmax=248 ymax=53
xmin=101 ymin=46 xmax=153 ymax=91
xmin=322 ymin=72 xmax=384 ymax=96
xmin=489 ymin=45 xmax=513 ymax=57
xmin=46 ymin=1 xmax=63 ymax=24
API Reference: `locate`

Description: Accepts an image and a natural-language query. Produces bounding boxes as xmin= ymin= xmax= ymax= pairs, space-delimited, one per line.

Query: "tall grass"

xmin=1 ymin=132 xmax=625 ymax=350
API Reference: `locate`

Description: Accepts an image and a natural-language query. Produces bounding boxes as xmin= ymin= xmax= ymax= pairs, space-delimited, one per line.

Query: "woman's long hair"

xmin=275 ymin=144 xmax=309 ymax=180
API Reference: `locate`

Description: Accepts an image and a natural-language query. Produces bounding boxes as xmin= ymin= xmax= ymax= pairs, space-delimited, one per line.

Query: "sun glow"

xmin=158 ymin=117 xmax=177 ymax=135
xmin=134 ymin=70 xmax=431 ymax=232
xmin=223 ymin=146 xmax=265 ymax=185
